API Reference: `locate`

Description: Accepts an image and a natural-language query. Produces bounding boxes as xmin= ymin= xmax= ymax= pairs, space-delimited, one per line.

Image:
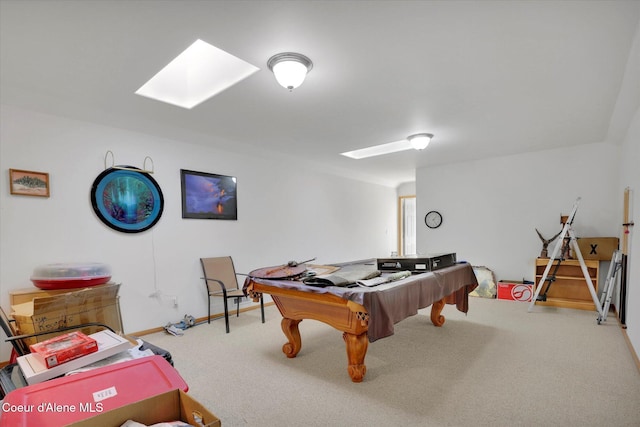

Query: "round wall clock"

xmin=91 ymin=166 xmax=164 ymax=233
xmin=425 ymin=210 xmax=443 ymax=229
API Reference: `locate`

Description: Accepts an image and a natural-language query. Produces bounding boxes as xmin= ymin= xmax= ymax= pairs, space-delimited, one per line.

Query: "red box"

xmin=29 ymin=331 xmax=98 ymax=368
xmin=497 ymin=281 xmax=534 ymax=302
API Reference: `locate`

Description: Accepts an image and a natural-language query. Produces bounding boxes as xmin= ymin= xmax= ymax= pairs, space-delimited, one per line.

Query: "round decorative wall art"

xmin=91 ymin=166 xmax=164 ymax=233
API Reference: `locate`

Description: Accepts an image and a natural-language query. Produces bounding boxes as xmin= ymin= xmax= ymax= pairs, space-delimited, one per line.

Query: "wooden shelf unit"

xmin=534 ymin=258 xmax=599 ymax=311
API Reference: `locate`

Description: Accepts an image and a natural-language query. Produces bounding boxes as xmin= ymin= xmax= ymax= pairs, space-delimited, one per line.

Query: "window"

xmin=398 ymin=196 xmax=416 ymax=256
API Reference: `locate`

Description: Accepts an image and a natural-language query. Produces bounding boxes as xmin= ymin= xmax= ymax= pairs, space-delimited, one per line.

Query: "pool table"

xmin=244 ymin=262 xmax=477 ymax=382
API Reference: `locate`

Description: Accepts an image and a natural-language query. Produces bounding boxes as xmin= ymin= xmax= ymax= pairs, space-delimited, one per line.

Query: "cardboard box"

xmin=10 ymin=286 xmax=89 ymax=307
xmin=497 ymin=280 xmax=535 ymax=302
xmin=10 ymin=283 xmax=123 ymax=346
xmin=17 ymin=330 xmax=132 ymax=384
xmin=576 ymin=237 xmax=619 ymax=260
xmin=67 ymin=389 xmax=221 ymax=427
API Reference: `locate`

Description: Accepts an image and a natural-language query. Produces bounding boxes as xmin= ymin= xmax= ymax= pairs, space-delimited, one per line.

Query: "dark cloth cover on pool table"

xmin=245 ymin=262 xmax=478 ymax=342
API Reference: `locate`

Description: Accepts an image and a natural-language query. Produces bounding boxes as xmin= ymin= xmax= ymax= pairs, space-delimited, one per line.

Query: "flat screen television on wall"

xmin=180 ymin=169 xmax=237 ymax=220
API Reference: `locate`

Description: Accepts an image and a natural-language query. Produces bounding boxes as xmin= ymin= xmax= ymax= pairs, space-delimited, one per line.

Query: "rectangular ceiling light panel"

xmin=135 ymin=39 xmax=259 ymax=109
xmin=341 ymin=139 xmax=413 ymax=159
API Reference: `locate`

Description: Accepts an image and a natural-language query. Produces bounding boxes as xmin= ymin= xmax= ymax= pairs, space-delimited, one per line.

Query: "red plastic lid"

xmin=0 ymin=355 xmax=188 ymax=427
xmin=30 ymin=262 xmax=112 ymax=290
xmin=31 ymin=276 xmax=111 ymax=290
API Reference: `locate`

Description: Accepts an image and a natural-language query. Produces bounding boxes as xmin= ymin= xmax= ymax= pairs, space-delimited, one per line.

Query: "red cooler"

xmin=0 ymin=355 xmax=188 ymax=427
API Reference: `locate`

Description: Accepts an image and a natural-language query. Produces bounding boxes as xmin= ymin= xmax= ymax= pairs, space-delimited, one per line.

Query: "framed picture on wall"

xmin=90 ymin=166 xmax=164 ymax=233
xmin=9 ymin=168 xmax=50 ymax=197
xmin=180 ymin=169 xmax=237 ymax=220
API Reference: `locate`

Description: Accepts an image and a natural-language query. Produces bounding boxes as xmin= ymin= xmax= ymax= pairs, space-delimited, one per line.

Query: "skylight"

xmin=341 ymin=139 xmax=415 ymax=159
xmin=135 ymin=39 xmax=259 ymax=109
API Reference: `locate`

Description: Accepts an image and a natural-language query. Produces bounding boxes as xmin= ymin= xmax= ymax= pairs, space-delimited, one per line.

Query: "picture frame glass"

xmin=9 ymin=169 xmax=50 ymax=197
xmin=91 ymin=167 xmax=164 ymax=233
xmin=181 ymin=169 xmax=237 ymax=220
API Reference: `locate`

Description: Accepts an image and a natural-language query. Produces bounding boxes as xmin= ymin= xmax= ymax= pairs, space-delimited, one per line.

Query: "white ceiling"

xmin=1 ymin=1 xmax=639 ymax=187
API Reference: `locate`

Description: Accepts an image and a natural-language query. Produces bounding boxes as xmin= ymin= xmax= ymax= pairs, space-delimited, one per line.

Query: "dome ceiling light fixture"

xmin=341 ymin=133 xmax=435 ymax=159
xmin=407 ymin=133 xmax=433 ymax=150
xmin=267 ymin=52 xmax=313 ymax=90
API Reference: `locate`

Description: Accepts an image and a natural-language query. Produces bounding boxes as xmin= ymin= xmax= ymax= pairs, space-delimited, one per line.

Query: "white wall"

xmin=415 ymin=19 xmax=638 ymax=359
xmin=619 ymin=106 xmax=640 ymax=357
xmin=416 ymin=143 xmax=620 ymax=281
xmin=0 ymin=105 xmax=397 ymax=360
xmin=416 ymin=140 xmax=640 ymax=358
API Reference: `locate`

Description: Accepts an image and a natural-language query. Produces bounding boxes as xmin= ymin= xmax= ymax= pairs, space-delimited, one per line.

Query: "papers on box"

xmin=17 ymin=330 xmax=132 ymax=385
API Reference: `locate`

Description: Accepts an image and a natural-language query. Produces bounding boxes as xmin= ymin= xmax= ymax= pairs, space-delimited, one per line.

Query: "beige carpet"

xmin=143 ymin=297 xmax=640 ymax=427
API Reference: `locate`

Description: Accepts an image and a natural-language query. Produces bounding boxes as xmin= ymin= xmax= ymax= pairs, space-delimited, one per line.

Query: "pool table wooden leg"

xmin=430 ymin=297 xmax=446 ymax=326
xmin=343 ymin=332 xmax=368 ymax=382
xmin=281 ymin=318 xmax=302 ymax=358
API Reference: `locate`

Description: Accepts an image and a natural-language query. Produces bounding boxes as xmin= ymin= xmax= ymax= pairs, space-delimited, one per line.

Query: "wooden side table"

xmin=534 ymin=258 xmax=599 ymax=310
